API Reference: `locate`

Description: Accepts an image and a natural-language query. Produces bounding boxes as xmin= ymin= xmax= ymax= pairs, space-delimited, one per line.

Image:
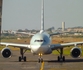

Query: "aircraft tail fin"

xmin=40 ymin=0 xmax=44 ymax=33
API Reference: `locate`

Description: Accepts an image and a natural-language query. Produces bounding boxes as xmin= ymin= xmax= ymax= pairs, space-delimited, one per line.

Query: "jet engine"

xmin=70 ymin=47 xmax=82 ymax=58
xmin=1 ymin=47 xmax=11 ymax=58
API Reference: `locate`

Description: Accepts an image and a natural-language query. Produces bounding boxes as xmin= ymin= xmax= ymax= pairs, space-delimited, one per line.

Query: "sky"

xmin=2 ymin=0 xmax=83 ymax=30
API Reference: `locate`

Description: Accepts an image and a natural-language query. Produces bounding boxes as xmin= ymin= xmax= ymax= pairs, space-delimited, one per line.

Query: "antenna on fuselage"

xmin=40 ymin=0 xmax=44 ymax=33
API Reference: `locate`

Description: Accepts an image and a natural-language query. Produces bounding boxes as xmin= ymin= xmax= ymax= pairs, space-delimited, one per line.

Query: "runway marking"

xmin=40 ymin=62 xmax=44 ymax=70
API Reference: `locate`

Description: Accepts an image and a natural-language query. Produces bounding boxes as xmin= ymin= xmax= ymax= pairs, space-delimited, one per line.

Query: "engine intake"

xmin=1 ymin=47 xmax=11 ymax=58
xmin=70 ymin=47 xmax=82 ymax=58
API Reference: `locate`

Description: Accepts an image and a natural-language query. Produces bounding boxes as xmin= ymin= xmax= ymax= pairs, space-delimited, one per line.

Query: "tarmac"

xmin=0 ymin=50 xmax=83 ymax=70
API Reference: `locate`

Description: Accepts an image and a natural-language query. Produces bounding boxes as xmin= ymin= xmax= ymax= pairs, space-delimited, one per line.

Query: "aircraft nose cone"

xmin=31 ymin=45 xmax=41 ymax=51
xmin=31 ymin=45 xmax=46 ymax=54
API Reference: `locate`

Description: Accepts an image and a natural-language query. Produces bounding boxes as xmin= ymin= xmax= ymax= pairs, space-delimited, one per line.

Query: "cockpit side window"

xmin=34 ymin=40 xmax=44 ymax=42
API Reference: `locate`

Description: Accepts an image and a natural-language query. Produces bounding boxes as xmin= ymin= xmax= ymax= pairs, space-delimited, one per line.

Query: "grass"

xmin=52 ymin=49 xmax=70 ymax=55
xmin=52 ymin=49 xmax=72 ymax=55
xmin=1 ymin=38 xmax=30 ymax=44
xmin=0 ymin=46 xmax=19 ymax=51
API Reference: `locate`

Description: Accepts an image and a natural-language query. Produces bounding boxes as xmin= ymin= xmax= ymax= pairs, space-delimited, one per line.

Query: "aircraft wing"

xmin=0 ymin=42 xmax=31 ymax=50
xmin=50 ymin=41 xmax=83 ymax=50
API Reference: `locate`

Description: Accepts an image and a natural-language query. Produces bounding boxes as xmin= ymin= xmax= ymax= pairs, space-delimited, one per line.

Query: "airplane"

xmin=0 ymin=0 xmax=83 ymax=63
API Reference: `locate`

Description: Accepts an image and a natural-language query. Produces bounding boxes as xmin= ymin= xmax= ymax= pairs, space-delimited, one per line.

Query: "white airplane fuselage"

xmin=30 ymin=31 xmax=52 ymax=55
xmin=29 ymin=0 xmax=52 ymax=55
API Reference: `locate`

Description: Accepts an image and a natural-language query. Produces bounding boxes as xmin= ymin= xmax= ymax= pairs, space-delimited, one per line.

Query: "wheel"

xmin=38 ymin=58 xmax=40 ymax=63
xmin=62 ymin=56 xmax=65 ymax=61
xmin=40 ymin=58 xmax=43 ymax=63
xmin=58 ymin=56 xmax=60 ymax=62
xmin=24 ymin=56 xmax=26 ymax=62
xmin=19 ymin=56 xmax=21 ymax=62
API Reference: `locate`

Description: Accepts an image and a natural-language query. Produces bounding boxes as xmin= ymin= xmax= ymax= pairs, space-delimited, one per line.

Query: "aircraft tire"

xmin=24 ymin=56 xmax=26 ymax=62
xmin=38 ymin=58 xmax=41 ymax=63
xmin=63 ymin=56 xmax=65 ymax=61
xmin=19 ymin=56 xmax=21 ymax=62
xmin=41 ymin=58 xmax=43 ymax=63
xmin=58 ymin=56 xmax=60 ymax=62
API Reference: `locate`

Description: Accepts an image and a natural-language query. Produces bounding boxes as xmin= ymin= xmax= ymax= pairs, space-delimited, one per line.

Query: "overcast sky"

xmin=2 ymin=0 xmax=83 ymax=30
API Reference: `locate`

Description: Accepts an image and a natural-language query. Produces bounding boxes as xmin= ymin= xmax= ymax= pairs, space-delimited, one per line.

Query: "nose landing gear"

xmin=38 ymin=53 xmax=43 ymax=63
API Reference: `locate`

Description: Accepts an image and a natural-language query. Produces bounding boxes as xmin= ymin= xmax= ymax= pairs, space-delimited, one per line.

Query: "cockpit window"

xmin=34 ymin=40 xmax=44 ymax=42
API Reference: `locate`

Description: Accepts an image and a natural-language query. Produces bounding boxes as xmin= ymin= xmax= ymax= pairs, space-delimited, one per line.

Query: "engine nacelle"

xmin=1 ymin=47 xmax=11 ymax=58
xmin=70 ymin=47 xmax=82 ymax=58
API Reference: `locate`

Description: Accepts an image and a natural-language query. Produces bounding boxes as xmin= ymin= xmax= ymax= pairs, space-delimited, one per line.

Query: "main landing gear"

xmin=38 ymin=53 xmax=43 ymax=63
xmin=57 ymin=48 xmax=65 ymax=62
xmin=19 ymin=48 xmax=27 ymax=62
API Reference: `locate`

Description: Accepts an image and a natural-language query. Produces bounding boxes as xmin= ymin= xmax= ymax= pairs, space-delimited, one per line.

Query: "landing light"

xmin=39 ymin=53 xmax=40 ymax=56
xmin=39 ymin=53 xmax=43 ymax=56
xmin=41 ymin=53 xmax=43 ymax=56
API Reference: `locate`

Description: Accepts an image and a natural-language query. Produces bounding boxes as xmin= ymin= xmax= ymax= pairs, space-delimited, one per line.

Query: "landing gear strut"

xmin=57 ymin=48 xmax=65 ymax=62
xmin=19 ymin=48 xmax=27 ymax=62
xmin=38 ymin=53 xmax=43 ymax=63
